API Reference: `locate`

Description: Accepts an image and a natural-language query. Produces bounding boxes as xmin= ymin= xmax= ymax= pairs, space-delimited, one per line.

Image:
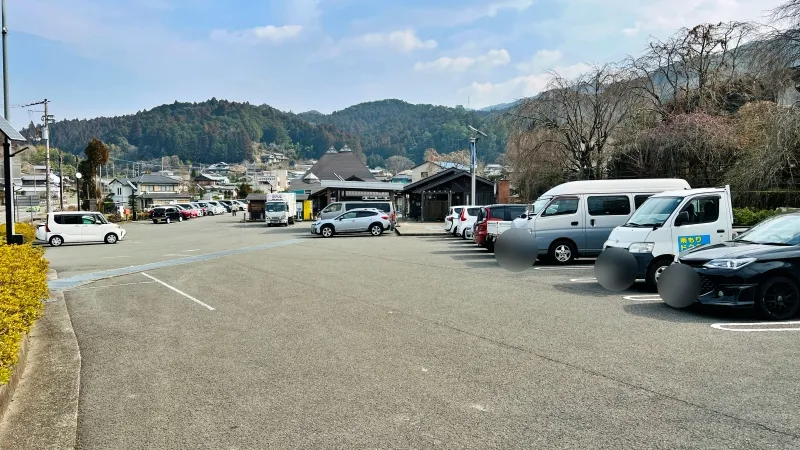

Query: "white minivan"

xmin=518 ymin=179 xmax=691 ymax=264
xmin=36 ymin=211 xmax=127 ymax=247
xmin=603 ymin=186 xmax=734 ymax=288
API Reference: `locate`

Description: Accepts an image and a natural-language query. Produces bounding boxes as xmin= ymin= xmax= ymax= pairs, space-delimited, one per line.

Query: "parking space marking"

xmin=569 ymin=277 xmax=598 ymax=283
xmin=534 ymin=266 xmax=593 ymax=271
xmin=68 ymin=281 xmax=157 ymax=291
xmin=141 ymin=273 xmax=215 ymax=311
xmin=49 ymin=238 xmax=302 ymax=291
xmin=185 ymin=249 xmax=200 ymax=252
xmin=163 ymin=253 xmax=191 ymax=257
xmin=623 ymin=294 xmax=662 ymax=302
xmin=710 ymin=321 xmax=800 ymax=332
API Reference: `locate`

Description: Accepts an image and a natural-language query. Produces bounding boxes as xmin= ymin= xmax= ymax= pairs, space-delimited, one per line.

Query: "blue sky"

xmin=6 ymin=0 xmax=782 ymax=127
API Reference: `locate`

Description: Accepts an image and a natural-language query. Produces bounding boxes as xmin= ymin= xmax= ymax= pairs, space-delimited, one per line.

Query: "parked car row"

xmin=440 ymin=178 xmax=800 ymax=320
xmin=149 ymin=200 xmax=247 ymax=224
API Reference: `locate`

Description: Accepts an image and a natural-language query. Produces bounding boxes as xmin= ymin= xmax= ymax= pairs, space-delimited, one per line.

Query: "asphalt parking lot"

xmin=44 ymin=218 xmax=800 ymax=448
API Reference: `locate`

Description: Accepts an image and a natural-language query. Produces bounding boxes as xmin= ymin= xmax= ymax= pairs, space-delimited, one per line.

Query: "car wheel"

xmin=370 ymin=223 xmax=383 ymax=236
xmin=49 ymin=235 xmax=63 ymax=247
xmin=756 ymin=276 xmax=800 ymax=320
xmin=486 ymin=239 xmax=495 ymax=253
xmin=153 ymin=219 xmax=158 ymax=224
xmin=166 ymin=217 xmax=171 ymax=224
xmin=321 ymin=225 xmax=334 ymax=238
xmin=178 ymin=216 xmax=183 ymax=222
xmin=461 ymin=229 xmax=467 ymax=239
xmin=549 ymin=240 xmax=576 ymax=265
xmin=104 ymin=233 xmax=118 ymax=244
xmin=646 ymin=257 xmax=673 ymax=290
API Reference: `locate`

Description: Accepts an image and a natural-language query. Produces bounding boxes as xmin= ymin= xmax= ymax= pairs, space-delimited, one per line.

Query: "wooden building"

xmin=401 ymin=168 xmax=495 ymax=221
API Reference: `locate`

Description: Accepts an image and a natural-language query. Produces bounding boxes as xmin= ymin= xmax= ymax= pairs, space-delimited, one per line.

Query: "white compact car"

xmin=36 ymin=211 xmax=127 ymax=247
xmin=454 ymin=206 xmax=482 ymax=239
xmin=444 ymin=205 xmax=466 ymax=232
xmin=311 ymin=208 xmax=390 ymax=238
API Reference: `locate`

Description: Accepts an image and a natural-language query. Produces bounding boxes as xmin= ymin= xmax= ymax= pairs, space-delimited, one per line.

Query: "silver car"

xmin=311 ymin=208 xmax=390 ymax=238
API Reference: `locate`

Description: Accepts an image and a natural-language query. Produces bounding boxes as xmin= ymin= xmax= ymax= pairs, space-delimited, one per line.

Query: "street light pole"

xmin=467 ymin=125 xmax=488 ymax=206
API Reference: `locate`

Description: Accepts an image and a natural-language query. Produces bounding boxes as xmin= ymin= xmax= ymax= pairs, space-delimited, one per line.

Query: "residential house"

xmin=205 ymin=162 xmax=230 ymax=173
xmin=391 ymin=172 xmax=412 ymax=184
xmin=411 ymin=161 xmax=470 ymax=183
xmin=195 ymin=173 xmax=229 ymax=186
xmin=18 ymin=173 xmax=62 ymax=197
xmin=108 ymin=174 xmax=191 ymax=209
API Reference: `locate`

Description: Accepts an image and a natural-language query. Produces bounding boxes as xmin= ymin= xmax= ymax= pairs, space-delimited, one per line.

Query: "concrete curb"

xmin=0 ymin=335 xmax=29 ymax=426
xmin=0 ymin=269 xmax=81 ymax=450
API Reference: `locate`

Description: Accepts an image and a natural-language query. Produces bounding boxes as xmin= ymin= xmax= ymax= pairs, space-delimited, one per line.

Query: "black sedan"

xmin=678 ymin=212 xmax=800 ymax=320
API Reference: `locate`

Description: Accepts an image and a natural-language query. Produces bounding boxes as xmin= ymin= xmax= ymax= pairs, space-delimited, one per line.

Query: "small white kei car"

xmin=36 ymin=211 xmax=127 ymax=247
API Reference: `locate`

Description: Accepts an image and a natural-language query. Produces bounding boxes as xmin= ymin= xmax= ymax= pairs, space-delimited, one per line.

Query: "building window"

xmin=117 ymin=187 xmax=122 ymax=195
xmin=421 ymin=172 xmax=429 ymax=178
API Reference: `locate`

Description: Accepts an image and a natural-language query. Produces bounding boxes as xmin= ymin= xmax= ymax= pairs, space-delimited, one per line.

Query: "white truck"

xmin=603 ymin=186 xmax=734 ymax=288
xmin=265 ymin=192 xmax=296 ymax=226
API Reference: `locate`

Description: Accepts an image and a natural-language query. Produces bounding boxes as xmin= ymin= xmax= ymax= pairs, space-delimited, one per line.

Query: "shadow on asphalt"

xmin=464 ymin=260 xmax=500 ymax=269
xmin=622 ymin=302 xmax=756 ymax=322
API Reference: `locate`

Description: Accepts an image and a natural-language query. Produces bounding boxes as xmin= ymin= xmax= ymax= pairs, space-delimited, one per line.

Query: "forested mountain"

xmin=297 ymin=99 xmax=508 ymax=165
xmin=31 ymin=99 xmax=361 ymax=164
xmin=31 ymin=98 xmax=509 ymax=166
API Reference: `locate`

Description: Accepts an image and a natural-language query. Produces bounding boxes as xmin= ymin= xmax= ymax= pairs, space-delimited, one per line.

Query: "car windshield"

xmin=530 ymin=198 xmax=551 ymax=215
xmin=624 ymin=196 xmax=683 ymax=227
xmin=734 ymin=215 xmax=800 ymax=245
xmin=266 ymin=203 xmax=287 ymax=212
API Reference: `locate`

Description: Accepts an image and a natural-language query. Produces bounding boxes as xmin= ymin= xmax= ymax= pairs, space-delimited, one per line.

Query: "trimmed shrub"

xmin=106 ymin=213 xmax=125 ymax=223
xmin=733 ymin=208 xmax=781 ymax=227
xmin=0 ymin=222 xmax=37 ymax=244
xmin=0 ymin=243 xmax=49 ymax=384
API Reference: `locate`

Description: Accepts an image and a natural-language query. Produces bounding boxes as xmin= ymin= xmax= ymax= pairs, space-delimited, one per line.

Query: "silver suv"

xmin=311 ymin=208 xmax=391 ymax=238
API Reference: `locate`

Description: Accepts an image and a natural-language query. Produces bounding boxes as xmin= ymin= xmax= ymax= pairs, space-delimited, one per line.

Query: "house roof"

xmin=308 ymin=180 xmax=407 ymax=196
xmin=401 ymin=167 xmax=494 ymax=194
xmin=302 ymin=151 xmax=376 ymax=182
xmin=115 ymin=174 xmax=181 ymax=185
xmin=195 ymin=173 xmax=226 ymax=181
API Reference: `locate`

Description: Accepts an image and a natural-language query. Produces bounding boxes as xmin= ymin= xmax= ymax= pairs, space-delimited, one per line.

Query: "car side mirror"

xmin=675 ymin=211 xmax=690 ymax=226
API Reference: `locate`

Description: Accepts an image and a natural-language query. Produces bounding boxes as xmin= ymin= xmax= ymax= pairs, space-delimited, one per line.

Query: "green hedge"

xmin=732 ymin=208 xmax=781 ymax=227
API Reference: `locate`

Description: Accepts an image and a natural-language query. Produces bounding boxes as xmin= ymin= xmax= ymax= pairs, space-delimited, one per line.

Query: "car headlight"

xmin=703 ymin=258 xmax=756 ymax=270
xmin=628 ymin=242 xmax=654 ymax=253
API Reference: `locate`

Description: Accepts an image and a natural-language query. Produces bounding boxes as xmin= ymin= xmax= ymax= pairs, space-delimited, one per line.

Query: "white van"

xmin=36 ymin=211 xmax=127 ymax=247
xmin=603 ymin=186 xmax=734 ymax=288
xmin=518 ymin=179 xmax=691 ymax=264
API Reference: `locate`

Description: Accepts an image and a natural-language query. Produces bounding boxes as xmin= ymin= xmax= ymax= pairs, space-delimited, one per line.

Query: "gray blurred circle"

xmin=594 ymin=247 xmax=638 ymax=292
xmin=495 ymin=228 xmax=538 ymax=272
xmin=657 ymin=263 xmax=700 ymax=308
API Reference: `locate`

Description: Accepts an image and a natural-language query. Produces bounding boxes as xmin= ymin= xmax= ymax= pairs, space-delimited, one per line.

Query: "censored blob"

xmin=657 ymin=263 xmax=700 ymax=309
xmin=594 ymin=247 xmax=638 ymax=292
xmin=495 ymin=228 xmax=538 ymax=272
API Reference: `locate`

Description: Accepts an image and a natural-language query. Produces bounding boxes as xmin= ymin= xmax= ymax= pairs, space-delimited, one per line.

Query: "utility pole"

xmin=58 ymin=151 xmax=63 ymax=210
xmin=467 ymin=125 xmax=488 ymax=206
xmin=19 ymin=98 xmax=53 ymax=211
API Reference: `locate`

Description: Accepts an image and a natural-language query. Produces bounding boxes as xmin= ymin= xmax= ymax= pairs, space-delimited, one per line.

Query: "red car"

xmin=174 ymin=205 xmax=197 ymax=219
xmin=473 ymin=204 xmax=527 ymax=250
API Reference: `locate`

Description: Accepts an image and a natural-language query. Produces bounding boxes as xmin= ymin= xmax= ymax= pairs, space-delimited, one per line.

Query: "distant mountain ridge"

xmin=29 ymin=98 xmax=510 ymax=166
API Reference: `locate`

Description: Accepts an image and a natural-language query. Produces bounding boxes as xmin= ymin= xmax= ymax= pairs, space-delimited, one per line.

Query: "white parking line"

xmin=569 ymin=277 xmax=598 ymax=283
xmin=163 ymin=254 xmax=191 ymax=257
xmin=68 ymin=281 xmax=156 ymax=291
xmin=534 ymin=266 xmax=593 ymax=271
xmin=623 ymin=294 xmax=663 ymax=302
xmin=141 ymin=273 xmax=215 ymax=311
xmin=710 ymin=321 xmax=800 ymax=332
xmin=185 ymin=249 xmax=200 ymax=252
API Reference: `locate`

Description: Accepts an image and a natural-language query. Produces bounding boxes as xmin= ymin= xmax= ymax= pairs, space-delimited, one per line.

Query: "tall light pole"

xmin=468 ymin=125 xmax=487 ymax=206
xmin=2 ymin=0 xmax=12 ymax=240
xmin=75 ymin=172 xmax=82 ymax=210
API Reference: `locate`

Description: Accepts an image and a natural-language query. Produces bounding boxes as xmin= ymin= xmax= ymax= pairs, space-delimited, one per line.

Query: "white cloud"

xmin=343 ymin=29 xmax=437 ymax=54
xmin=621 ymin=21 xmax=642 ymax=37
xmin=515 ymin=49 xmax=563 ymax=72
xmin=418 ymin=0 xmax=535 ymax=28
xmin=459 ymin=63 xmax=592 ymax=108
xmin=210 ymin=25 xmax=304 ymax=45
xmin=414 ymin=49 xmax=511 ymax=72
